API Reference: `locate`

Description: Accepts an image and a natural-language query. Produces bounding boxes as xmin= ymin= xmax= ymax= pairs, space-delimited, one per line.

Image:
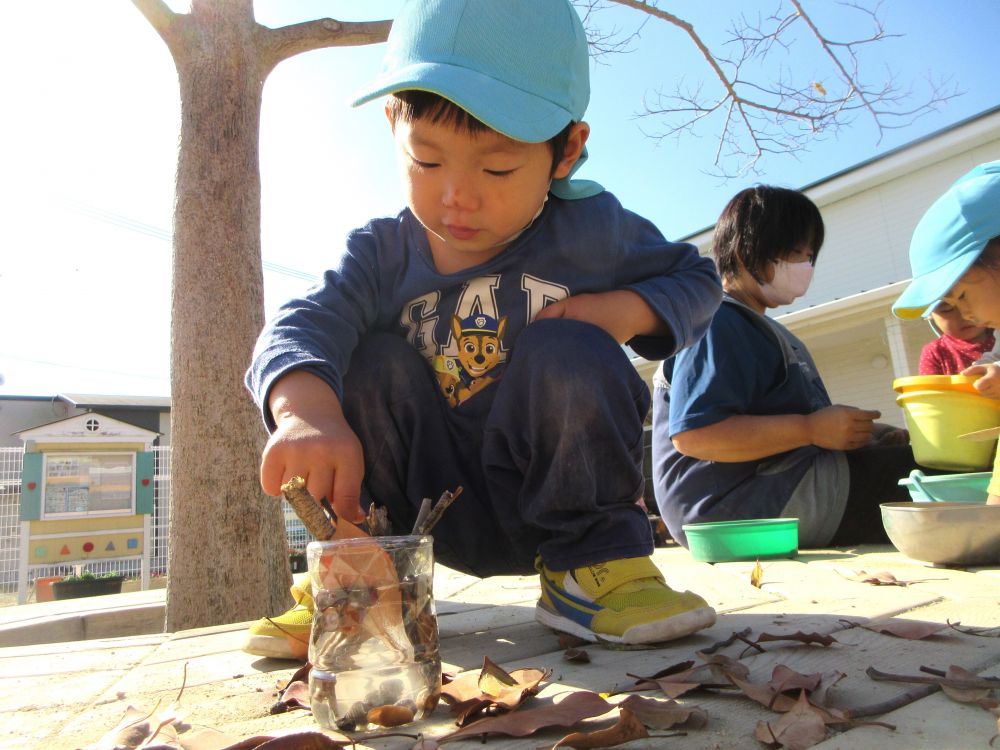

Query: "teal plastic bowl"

xmin=898 ymin=470 xmax=990 ymax=503
xmin=682 ymin=518 xmax=799 ymax=563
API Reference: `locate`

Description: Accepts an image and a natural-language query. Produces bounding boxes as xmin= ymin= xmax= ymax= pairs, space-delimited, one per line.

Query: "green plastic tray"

xmin=682 ymin=518 xmax=799 ymax=563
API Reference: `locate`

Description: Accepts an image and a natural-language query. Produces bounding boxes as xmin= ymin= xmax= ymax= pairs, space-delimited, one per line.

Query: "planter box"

xmin=52 ymin=576 xmax=125 ymax=600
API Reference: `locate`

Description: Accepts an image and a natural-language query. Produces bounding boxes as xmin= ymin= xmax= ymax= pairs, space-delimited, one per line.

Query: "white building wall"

xmin=655 ymin=109 xmax=1000 ymax=422
xmin=799 ymin=127 xmax=1000 ymax=312
xmin=0 ymin=399 xmax=75 ymax=448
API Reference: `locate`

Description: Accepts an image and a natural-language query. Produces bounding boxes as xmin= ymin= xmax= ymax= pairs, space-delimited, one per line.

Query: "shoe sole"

xmin=535 ymin=600 xmax=716 ymax=645
xmin=242 ymin=633 xmax=308 ymax=660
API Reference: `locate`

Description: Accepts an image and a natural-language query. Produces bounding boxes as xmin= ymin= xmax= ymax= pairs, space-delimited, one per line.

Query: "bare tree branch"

xmin=579 ymin=0 xmax=962 ymax=177
xmin=258 ymin=18 xmax=392 ymax=77
xmin=131 ymin=0 xmax=180 ymax=52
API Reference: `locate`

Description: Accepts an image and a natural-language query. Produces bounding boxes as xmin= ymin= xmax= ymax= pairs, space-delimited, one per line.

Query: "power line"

xmin=0 ymin=352 xmax=168 ymax=382
xmin=65 ymin=199 xmax=320 ymax=282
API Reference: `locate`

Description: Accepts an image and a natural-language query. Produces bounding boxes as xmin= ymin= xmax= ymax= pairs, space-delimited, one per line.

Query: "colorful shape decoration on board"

xmin=83 ymin=542 xmax=94 ymax=553
xmin=127 ymin=538 xmax=138 ymax=549
xmin=60 ymin=545 xmax=70 ymax=555
xmin=34 ymin=546 xmax=47 ymax=558
xmin=105 ymin=541 xmax=116 ymax=551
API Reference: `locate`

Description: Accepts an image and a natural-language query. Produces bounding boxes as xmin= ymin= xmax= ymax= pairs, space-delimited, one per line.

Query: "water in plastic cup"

xmin=306 ymin=535 xmax=441 ymax=731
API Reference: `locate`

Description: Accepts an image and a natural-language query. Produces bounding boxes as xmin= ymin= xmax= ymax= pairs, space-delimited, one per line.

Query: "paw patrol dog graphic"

xmin=446 ymin=313 xmax=507 ymax=405
xmin=431 ymin=355 xmax=462 ymax=408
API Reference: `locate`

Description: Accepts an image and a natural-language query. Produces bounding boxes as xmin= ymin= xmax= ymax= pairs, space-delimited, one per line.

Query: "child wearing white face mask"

xmin=651 ymin=186 xmax=926 ymax=548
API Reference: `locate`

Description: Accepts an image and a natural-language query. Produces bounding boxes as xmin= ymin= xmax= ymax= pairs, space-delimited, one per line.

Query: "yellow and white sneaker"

xmin=536 ymin=556 xmax=716 ymax=645
xmin=242 ymin=572 xmax=313 ymax=660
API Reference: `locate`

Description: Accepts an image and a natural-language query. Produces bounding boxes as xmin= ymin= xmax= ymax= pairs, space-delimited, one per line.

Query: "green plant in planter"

xmin=52 ymin=571 xmax=126 ymax=600
xmin=61 ymin=571 xmax=124 ymax=584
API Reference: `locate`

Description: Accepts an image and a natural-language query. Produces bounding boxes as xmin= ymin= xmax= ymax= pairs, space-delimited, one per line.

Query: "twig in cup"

xmin=413 ymin=487 xmax=463 ymax=535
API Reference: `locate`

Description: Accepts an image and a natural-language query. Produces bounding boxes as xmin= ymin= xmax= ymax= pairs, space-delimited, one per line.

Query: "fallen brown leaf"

xmin=843 ymin=569 xmax=945 ymax=587
xmin=617 ymin=694 xmax=708 ymax=729
xmin=624 ymin=664 xmax=709 ymax=699
xmin=861 ymin=618 xmax=948 ymax=640
xmin=625 ymin=654 xmax=747 ymax=699
xmin=767 ymin=665 xmax=845 ymax=706
xmin=754 ymin=690 xmax=828 ymax=749
xmin=563 ymin=647 xmax=591 ymax=663
xmin=82 ymin=704 xmax=184 ymax=750
xmin=368 ymin=704 xmax=416 ymax=727
xmin=558 ymin=633 xmax=590 ymax=649
xmin=217 ymin=730 xmax=352 ymax=749
xmin=440 ymin=658 xmax=549 ymax=725
xmin=440 ymin=690 xmax=614 ymax=742
xmin=940 ymin=666 xmax=1000 ymax=709
xmin=270 ymin=679 xmax=311 ymax=714
xmin=551 ymin=708 xmax=649 ymax=749
xmin=751 ymin=560 xmax=764 ymax=588
xmin=728 ymin=676 xmax=846 ymax=724
xmin=700 ymin=652 xmax=751 ymax=682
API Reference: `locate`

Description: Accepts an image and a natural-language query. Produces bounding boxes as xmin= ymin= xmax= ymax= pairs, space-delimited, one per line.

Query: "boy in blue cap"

xmin=244 ymin=0 xmax=722 ymax=655
xmin=893 ymin=160 xmax=1000 ymax=503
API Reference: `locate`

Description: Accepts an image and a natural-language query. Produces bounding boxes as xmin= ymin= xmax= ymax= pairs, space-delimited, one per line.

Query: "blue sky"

xmin=1 ymin=0 xmax=999 ymax=398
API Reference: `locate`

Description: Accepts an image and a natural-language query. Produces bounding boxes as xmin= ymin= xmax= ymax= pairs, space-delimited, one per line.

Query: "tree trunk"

xmin=166 ymin=0 xmax=289 ymax=630
xmin=130 ymin=0 xmax=391 ymax=631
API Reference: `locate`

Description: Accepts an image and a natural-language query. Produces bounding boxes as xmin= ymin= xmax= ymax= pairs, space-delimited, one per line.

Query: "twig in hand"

xmin=281 ymin=476 xmax=335 ymax=541
xmin=413 ymin=487 xmax=463 ymax=535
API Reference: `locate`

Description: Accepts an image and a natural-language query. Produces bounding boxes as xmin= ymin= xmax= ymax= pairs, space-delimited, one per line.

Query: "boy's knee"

xmin=511 ymin=319 xmax=643 ymax=402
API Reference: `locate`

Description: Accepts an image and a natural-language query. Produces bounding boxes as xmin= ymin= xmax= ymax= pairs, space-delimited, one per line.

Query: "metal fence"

xmin=0 ymin=446 xmax=312 ymax=601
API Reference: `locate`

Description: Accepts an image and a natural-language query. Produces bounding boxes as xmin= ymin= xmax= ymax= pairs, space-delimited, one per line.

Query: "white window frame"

xmin=41 ymin=452 xmax=136 ymax=518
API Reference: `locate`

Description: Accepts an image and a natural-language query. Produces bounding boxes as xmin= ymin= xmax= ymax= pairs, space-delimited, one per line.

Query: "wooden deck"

xmin=3 ymin=544 xmax=999 ymax=749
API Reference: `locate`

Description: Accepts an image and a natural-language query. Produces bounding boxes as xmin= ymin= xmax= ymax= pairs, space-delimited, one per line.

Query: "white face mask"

xmin=760 ymin=260 xmax=814 ymax=306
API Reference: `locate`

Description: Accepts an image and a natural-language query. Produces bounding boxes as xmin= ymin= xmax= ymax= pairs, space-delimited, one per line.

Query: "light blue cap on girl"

xmin=893 ymin=161 xmax=1000 ymax=320
xmin=351 ymin=0 xmax=602 ymax=200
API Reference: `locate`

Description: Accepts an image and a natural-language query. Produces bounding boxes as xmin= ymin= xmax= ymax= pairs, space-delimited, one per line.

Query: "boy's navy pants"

xmin=341 ymin=319 xmax=653 ymax=577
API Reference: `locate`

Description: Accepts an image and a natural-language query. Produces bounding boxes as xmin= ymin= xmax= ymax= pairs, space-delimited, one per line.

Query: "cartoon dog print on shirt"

xmin=441 ymin=313 xmax=507 ymax=405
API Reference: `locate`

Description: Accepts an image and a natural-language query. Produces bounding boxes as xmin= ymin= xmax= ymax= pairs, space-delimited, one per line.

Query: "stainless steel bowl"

xmin=880 ymin=502 xmax=1000 ymax=565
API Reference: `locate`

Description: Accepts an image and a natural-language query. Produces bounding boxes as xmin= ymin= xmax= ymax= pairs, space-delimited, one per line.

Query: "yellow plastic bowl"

xmin=895 ymin=388 xmax=1000 ymax=471
xmin=893 ymin=375 xmax=982 ymax=396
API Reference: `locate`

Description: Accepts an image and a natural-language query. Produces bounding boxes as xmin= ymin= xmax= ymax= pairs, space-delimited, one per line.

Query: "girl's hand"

xmin=806 ymin=405 xmax=879 ymax=451
xmin=869 ymin=422 xmax=909 ymax=447
xmin=962 ymin=362 xmax=1000 ymax=400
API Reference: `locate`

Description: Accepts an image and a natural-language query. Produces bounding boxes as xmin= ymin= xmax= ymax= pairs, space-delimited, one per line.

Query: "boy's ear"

xmin=384 ymin=101 xmax=396 ymax=132
xmin=552 ymin=122 xmax=590 ymax=180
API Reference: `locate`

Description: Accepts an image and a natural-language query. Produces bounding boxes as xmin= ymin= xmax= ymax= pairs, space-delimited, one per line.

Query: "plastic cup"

xmin=306 ymin=535 xmax=441 ymax=731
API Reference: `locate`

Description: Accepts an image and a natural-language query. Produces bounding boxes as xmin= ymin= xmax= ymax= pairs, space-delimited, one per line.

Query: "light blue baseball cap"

xmin=893 ymin=161 xmax=1000 ymax=320
xmin=351 ymin=0 xmax=602 ymax=200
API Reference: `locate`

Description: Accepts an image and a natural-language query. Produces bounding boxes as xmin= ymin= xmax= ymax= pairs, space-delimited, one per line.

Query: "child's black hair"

xmin=972 ymin=236 xmax=1000 ymax=270
xmin=386 ymin=90 xmax=573 ymax=176
xmin=712 ymin=186 xmax=825 ymax=283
